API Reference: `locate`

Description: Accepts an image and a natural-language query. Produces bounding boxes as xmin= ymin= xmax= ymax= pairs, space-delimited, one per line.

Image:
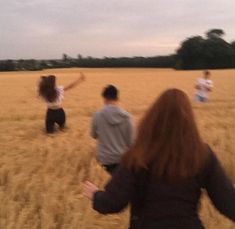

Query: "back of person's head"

xmin=204 ymin=70 xmax=210 ymax=78
xmin=102 ymin=85 xmax=118 ymax=100
xmin=47 ymin=75 xmax=56 ymax=86
xmin=123 ymin=88 xmax=207 ymax=183
xmin=38 ymin=75 xmax=58 ymax=102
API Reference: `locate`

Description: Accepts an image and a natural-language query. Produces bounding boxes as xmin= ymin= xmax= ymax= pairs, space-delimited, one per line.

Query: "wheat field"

xmin=0 ymin=68 xmax=234 ymax=229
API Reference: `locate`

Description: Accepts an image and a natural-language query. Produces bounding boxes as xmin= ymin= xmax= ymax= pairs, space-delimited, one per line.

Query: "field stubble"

xmin=0 ymin=68 xmax=234 ymax=228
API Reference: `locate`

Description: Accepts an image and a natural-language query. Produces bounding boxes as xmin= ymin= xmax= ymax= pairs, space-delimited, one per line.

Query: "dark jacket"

xmin=93 ymin=147 xmax=235 ymax=229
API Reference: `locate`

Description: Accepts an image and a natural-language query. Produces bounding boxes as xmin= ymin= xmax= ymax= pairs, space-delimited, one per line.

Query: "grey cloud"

xmin=0 ymin=0 xmax=235 ymax=59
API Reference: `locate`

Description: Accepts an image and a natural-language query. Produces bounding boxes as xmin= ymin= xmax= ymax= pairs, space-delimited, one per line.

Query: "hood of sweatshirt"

xmin=101 ymin=105 xmax=129 ymax=125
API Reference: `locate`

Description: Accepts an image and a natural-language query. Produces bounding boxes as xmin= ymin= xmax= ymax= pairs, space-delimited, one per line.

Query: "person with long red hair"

xmin=83 ymin=88 xmax=235 ymax=229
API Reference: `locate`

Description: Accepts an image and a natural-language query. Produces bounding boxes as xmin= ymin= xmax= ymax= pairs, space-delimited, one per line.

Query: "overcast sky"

xmin=1 ymin=0 xmax=235 ymax=59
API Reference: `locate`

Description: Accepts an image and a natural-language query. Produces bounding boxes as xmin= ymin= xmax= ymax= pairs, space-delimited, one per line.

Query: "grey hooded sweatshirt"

xmin=91 ymin=104 xmax=133 ymax=165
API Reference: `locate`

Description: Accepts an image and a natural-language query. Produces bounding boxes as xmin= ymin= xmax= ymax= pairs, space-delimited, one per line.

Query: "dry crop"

xmin=0 ymin=68 xmax=234 ymax=229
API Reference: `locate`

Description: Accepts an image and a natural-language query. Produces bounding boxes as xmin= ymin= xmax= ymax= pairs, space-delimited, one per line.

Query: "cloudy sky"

xmin=1 ymin=0 xmax=235 ymax=59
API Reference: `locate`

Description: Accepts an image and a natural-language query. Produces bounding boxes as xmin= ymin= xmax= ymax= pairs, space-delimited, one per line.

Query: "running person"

xmin=84 ymin=89 xmax=235 ymax=229
xmin=195 ymin=70 xmax=213 ymax=102
xmin=91 ymin=85 xmax=134 ymax=175
xmin=38 ymin=72 xmax=85 ymax=133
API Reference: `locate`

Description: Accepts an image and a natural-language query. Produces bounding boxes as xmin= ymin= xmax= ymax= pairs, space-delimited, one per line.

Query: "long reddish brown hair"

xmin=38 ymin=75 xmax=58 ymax=102
xmin=123 ymin=88 xmax=207 ymax=182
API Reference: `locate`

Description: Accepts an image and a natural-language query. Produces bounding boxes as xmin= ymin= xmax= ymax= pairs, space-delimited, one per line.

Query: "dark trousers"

xmin=102 ymin=163 xmax=119 ymax=175
xmin=46 ymin=108 xmax=66 ymax=133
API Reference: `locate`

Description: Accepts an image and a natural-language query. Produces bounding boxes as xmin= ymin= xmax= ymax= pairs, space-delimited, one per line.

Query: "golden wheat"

xmin=0 ymin=68 xmax=234 ymax=229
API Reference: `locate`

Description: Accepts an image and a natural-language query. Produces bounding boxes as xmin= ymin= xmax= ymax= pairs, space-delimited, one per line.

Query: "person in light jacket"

xmin=91 ymin=85 xmax=133 ymax=174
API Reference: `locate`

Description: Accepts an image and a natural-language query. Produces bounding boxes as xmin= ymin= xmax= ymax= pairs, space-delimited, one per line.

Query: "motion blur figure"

xmin=91 ymin=85 xmax=134 ymax=175
xmin=38 ymin=72 xmax=85 ymax=133
xmin=84 ymin=88 xmax=235 ymax=229
xmin=195 ymin=70 xmax=213 ymax=102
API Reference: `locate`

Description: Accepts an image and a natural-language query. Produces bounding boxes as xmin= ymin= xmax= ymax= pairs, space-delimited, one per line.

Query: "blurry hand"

xmin=83 ymin=181 xmax=98 ymax=200
xmin=79 ymin=72 xmax=86 ymax=81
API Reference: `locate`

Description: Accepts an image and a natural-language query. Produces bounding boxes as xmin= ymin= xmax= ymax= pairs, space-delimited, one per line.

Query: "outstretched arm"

xmin=64 ymin=72 xmax=85 ymax=91
xmin=83 ymin=165 xmax=135 ymax=214
xmin=203 ymin=149 xmax=235 ymax=221
xmin=205 ymin=81 xmax=213 ymax=92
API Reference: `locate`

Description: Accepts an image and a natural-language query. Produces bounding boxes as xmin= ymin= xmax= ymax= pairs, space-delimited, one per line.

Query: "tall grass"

xmin=0 ymin=68 xmax=234 ymax=228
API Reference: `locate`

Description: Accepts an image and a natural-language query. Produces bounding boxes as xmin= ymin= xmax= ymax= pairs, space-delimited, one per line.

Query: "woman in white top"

xmin=195 ymin=70 xmax=213 ymax=102
xmin=38 ymin=72 xmax=85 ymax=133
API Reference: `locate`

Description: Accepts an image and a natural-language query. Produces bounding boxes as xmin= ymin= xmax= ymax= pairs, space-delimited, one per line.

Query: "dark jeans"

xmin=46 ymin=108 xmax=66 ymax=133
xmin=102 ymin=163 xmax=119 ymax=175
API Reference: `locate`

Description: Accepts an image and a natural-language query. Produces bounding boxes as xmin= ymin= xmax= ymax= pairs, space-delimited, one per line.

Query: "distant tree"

xmin=39 ymin=60 xmax=48 ymax=69
xmin=61 ymin=53 xmax=76 ymax=67
xmin=62 ymin=53 xmax=68 ymax=62
xmin=206 ymin=29 xmax=225 ymax=39
xmin=0 ymin=60 xmax=16 ymax=71
xmin=1 ymin=29 xmax=235 ymax=72
xmin=203 ymin=37 xmax=234 ymax=68
xmin=17 ymin=59 xmax=25 ymax=70
xmin=176 ymin=29 xmax=235 ymax=69
xmin=231 ymin=41 xmax=235 ymax=49
xmin=24 ymin=59 xmax=37 ymax=70
xmin=230 ymin=41 xmax=235 ymax=66
xmin=77 ymin=54 xmax=83 ymax=66
xmin=77 ymin=54 xmax=83 ymax=60
xmin=177 ymin=36 xmax=206 ymax=69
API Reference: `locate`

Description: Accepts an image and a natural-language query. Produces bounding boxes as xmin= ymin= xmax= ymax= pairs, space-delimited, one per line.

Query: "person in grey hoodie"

xmin=91 ymin=85 xmax=134 ymax=175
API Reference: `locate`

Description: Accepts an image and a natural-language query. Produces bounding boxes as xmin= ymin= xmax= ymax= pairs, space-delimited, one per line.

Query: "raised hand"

xmin=79 ymin=72 xmax=86 ymax=81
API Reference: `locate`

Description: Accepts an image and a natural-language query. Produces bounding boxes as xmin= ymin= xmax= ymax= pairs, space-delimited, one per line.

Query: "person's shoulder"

xmin=197 ymin=145 xmax=215 ymax=181
xmin=118 ymin=106 xmax=131 ymax=117
xmin=119 ymin=109 xmax=132 ymax=123
xmin=98 ymin=106 xmax=108 ymax=115
xmin=57 ymin=86 xmax=64 ymax=93
xmin=92 ymin=109 xmax=102 ymax=119
xmin=199 ymin=77 xmax=206 ymax=82
xmin=96 ymin=106 xmax=115 ymax=118
xmin=125 ymin=112 xmax=132 ymax=121
xmin=206 ymin=79 xmax=213 ymax=84
xmin=115 ymin=162 xmax=136 ymax=178
xmin=202 ymin=145 xmax=219 ymax=173
xmin=196 ymin=77 xmax=203 ymax=83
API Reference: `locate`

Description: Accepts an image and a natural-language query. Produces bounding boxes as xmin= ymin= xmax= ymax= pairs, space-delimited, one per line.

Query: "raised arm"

xmin=203 ymin=148 xmax=235 ymax=221
xmin=64 ymin=72 xmax=85 ymax=91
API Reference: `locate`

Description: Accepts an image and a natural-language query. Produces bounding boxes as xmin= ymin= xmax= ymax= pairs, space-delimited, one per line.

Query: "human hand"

xmin=83 ymin=181 xmax=98 ymax=200
xmin=79 ymin=72 xmax=86 ymax=81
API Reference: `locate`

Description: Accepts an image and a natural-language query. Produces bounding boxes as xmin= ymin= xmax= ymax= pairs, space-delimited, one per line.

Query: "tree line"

xmin=1 ymin=29 xmax=235 ymax=71
xmin=176 ymin=29 xmax=235 ymax=69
